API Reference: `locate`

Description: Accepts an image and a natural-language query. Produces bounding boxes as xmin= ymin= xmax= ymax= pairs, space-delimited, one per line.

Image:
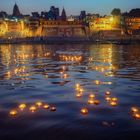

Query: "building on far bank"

xmin=89 ymin=15 xmax=123 ymax=39
xmin=1 ymin=3 xmax=140 ymax=40
xmin=123 ymin=17 xmax=140 ymax=35
xmin=41 ymin=20 xmax=88 ymax=37
xmin=12 ymin=3 xmax=22 ymax=18
xmin=121 ymin=9 xmax=140 ymax=36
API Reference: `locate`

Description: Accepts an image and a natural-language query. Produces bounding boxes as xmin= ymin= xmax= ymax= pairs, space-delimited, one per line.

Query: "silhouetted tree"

xmin=111 ymin=8 xmax=121 ymax=16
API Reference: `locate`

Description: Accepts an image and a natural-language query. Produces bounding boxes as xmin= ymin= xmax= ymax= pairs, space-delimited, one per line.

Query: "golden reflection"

xmin=59 ymin=54 xmax=82 ymax=62
xmin=0 ymin=45 xmax=51 ymax=80
xmin=75 ymin=83 xmax=81 ymax=90
xmin=89 ymin=44 xmax=119 ymax=78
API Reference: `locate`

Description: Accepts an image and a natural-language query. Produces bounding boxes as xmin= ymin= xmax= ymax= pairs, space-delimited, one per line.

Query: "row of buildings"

xmin=0 ymin=4 xmax=140 ymax=39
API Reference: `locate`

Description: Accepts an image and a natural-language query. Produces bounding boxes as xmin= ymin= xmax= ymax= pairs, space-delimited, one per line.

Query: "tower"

xmin=12 ymin=3 xmax=21 ymax=17
xmin=61 ymin=7 xmax=67 ymax=21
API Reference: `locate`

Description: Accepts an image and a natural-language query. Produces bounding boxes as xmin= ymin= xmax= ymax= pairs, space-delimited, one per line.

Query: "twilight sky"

xmin=0 ymin=0 xmax=140 ymax=15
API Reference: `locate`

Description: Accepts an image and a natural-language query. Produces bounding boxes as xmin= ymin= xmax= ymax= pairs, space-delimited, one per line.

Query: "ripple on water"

xmin=0 ymin=44 xmax=140 ymax=139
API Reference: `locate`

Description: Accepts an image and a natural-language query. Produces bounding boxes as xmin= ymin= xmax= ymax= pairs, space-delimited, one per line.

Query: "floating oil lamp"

xmin=44 ymin=74 xmax=48 ymax=78
xmin=76 ymin=93 xmax=82 ymax=98
xmin=131 ymin=107 xmax=139 ymax=113
xmin=94 ymin=100 xmax=100 ymax=105
xmin=95 ymin=80 xmax=100 ymax=85
xmin=63 ymin=73 xmax=68 ymax=79
xmin=88 ymin=99 xmax=94 ymax=104
xmin=43 ymin=104 xmax=50 ymax=109
xmin=105 ymin=97 xmax=111 ymax=102
xmin=29 ymin=106 xmax=37 ymax=113
xmin=95 ymin=67 xmax=99 ymax=71
xmin=36 ymin=102 xmax=43 ymax=107
xmin=19 ymin=103 xmax=26 ymax=111
xmin=110 ymin=101 xmax=117 ymax=106
xmin=9 ymin=110 xmax=17 ymax=117
xmin=101 ymin=68 xmax=105 ymax=72
xmin=50 ymin=106 xmax=56 ymax=111
xmin=79 ymin=88 xmax=84 ymax=93
xmin=111 ymin=97 xmax=118 ymax=102
xmin=89 ymin=94 xmax=95 ymax=99
xmin=62 ymin=66 xmax=66 ymax=71
xmin=105 ymin=91 xmax=111 ymax=96
xmin=75 ymin=83 xmax=80 ymax=90
xmin=60 ymin=71 xmax=63 ymax=75
xmin=107 ymin=82 xmax=112 ymax=85
xmin=132 ymin=113 xmax=140 ymax=120
xmin=80 ymin=108 xmax=88 ymax=115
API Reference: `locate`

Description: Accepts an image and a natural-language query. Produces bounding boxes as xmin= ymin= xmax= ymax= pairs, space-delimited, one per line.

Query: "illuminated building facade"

xmin=27 ymin=19 xmax=88 ymax=37
xmin=124 ymin=17 xmax=140 ymax=35
xmin=89 ymin=16 xmax=123 ymax=39
xmin=0 ymin=4 xmax=140 ymax=39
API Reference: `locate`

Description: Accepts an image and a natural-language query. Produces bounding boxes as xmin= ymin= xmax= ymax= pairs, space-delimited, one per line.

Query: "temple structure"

xmin=12 ymin=3 xmax=21 ymax=17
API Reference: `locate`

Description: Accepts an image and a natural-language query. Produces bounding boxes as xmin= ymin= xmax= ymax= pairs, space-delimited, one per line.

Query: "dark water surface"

xmin=0 ymin=44 xmax=140 ymax=140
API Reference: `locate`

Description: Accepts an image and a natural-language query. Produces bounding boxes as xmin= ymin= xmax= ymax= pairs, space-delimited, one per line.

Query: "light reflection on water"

xmin=0 ymin=44 xmax=140 ymax=140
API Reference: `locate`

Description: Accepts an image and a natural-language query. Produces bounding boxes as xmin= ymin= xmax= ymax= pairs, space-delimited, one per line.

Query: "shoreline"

xmin=0 ymin=38 xmax=140 ymax=45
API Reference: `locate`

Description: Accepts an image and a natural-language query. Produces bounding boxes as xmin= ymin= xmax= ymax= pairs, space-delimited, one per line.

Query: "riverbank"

xmin=0 ymin=37 xmax=140 ymax=45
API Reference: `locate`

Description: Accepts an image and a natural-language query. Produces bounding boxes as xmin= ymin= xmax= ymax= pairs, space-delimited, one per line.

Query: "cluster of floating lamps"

xmin=88 ymin=94 xmax=100 ymax=105
xmin=9 ymin=102 xmax=56 ymax=117
xmin=74 ymin=81 xmax=119 ymax=115
xmin=130 ymin=107 xmax=140 ymax=119
xmin=60 ymin=65 xmax=69 ymax=79
xmin=105 ymin=91 xmax=118 ymax=107
xmin=59 ymin=55 xmax=82 ymax=62
xmin=75 ymin=83 xmax=84 ymax=98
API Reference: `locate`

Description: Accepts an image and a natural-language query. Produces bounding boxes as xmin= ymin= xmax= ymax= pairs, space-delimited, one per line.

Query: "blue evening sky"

xmin=0 ymin=0 xmax=140 ymax=15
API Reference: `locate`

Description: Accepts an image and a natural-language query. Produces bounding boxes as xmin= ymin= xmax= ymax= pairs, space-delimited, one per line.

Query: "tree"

xmin=111 ymin=8 xmax=121 ymax=16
